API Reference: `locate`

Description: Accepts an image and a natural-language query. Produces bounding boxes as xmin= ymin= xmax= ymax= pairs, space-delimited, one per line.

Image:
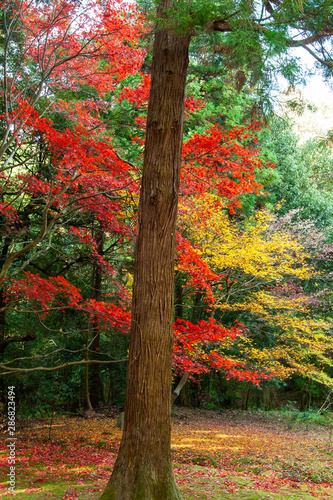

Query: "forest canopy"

xmin=0 ymin=0 xmax=333 ymax=419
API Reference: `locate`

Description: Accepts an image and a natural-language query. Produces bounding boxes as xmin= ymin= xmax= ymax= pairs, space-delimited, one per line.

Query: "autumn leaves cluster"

xmin=1 ymin=0 xmax=332 ymax=390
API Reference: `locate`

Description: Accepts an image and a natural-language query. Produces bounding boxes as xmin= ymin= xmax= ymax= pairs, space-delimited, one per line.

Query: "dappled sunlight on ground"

xmin=1 ymin=408 xmax=332 ymax=498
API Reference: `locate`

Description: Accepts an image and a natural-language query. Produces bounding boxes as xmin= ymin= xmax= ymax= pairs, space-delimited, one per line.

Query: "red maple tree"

xmin=1 ymin=0 xmax=273 ymax=390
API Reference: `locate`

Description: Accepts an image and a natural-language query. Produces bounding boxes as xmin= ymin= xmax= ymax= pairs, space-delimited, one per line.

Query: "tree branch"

xmin=171 ymin=373 xmax=190 ymax=404
xmin=0 ymin=358 xmax=128 ymax=377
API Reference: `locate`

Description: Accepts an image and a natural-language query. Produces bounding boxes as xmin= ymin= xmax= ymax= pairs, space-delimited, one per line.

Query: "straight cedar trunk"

xmin=100 ymin=6 xmax=191 ymax=500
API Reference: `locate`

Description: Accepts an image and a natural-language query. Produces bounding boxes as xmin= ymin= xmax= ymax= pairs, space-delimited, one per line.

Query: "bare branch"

xmin=1 ymin=347 xmax=122 ymax=366
xmin=171 ymin=373 xmax=190 ymax=404
xmin=0 ymin=358 xmax=128 ymax=376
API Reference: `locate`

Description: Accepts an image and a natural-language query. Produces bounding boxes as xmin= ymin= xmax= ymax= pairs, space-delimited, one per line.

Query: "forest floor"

xmin=1 ymin=407 xmax=333 ymax=499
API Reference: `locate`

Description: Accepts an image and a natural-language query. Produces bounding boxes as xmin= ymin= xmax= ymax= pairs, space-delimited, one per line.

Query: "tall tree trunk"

xmin=101 ymin=7 xmax=191 ymax=500
xmin=85 ymin=329 xmax=94 ymax=411
xmin=174 ymin=273 xmax=184 ymax=320
xmin=90 ymin=226 xmax=104 ymax=408
xmin=190 ymin=291 xmax=203 ymax=324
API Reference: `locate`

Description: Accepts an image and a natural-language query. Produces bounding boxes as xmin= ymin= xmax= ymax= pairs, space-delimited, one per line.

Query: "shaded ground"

xmin=1 ymin=408 xmax=332 ymax=499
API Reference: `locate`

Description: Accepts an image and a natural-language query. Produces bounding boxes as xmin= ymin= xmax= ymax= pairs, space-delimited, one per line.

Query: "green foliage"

xmin=272 ymin=406 xmax=333 ymax=429
xmin=161 ymin=0 xmax=235 ymax=34
xmin=258 ymin=117 xmax=333 ymax=226
xmin=235 ymin=166 xmax=280 ymax=218
xmin=184 ymin=33 xmax=261 ymax=138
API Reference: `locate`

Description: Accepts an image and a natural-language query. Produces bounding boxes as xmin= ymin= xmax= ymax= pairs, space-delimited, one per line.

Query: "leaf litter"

xmin=1 ymin=408 xmax=332 ymax=498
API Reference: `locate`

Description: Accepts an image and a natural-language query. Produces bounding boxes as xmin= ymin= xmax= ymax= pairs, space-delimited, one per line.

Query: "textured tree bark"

xmin=100 ymin=5 xmax=191 ymax=500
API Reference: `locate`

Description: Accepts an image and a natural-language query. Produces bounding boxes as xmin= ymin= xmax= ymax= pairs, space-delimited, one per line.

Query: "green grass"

xmin=2 ymin=479 xmax=99 ymax=499
xmin=267 ymin=409 xmax=333 ymax=429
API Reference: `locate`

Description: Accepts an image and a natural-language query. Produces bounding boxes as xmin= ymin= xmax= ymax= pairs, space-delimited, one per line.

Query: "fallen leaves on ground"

xmin=1 ymin=408 xmax=332 ymax=499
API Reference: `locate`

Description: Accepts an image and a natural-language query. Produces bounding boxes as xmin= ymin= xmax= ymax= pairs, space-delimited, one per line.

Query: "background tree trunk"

xmin=90 ymin=226 xmax=105 ymax=408
xmin=101 ymin=5 xmax=191 ymax=499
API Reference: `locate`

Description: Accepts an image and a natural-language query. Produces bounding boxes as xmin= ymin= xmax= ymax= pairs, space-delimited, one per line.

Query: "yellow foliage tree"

xmin=177 ymin=193 xmax=333 ymax=387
